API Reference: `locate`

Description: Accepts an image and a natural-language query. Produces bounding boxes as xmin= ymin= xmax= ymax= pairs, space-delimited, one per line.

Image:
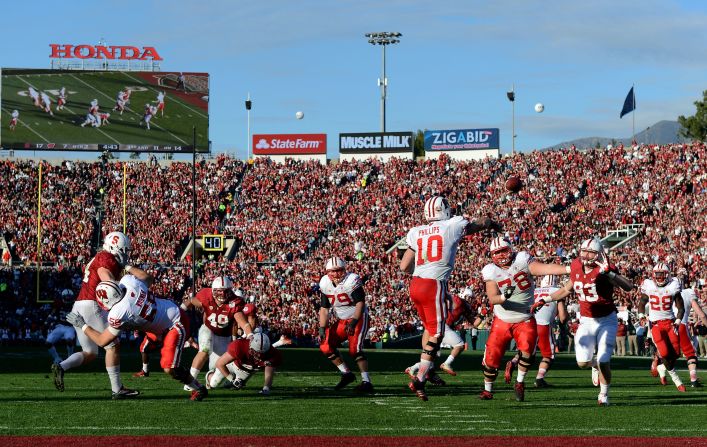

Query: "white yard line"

xmin=119 ymin=71 xmax=208 ymax=119
xmin=16 ymin=75 xmax=120 ymax=145
xmin=69 ymin=73 xmax=189 ymax=145
xmin=1 ymin=106 xmax=50 ymax=143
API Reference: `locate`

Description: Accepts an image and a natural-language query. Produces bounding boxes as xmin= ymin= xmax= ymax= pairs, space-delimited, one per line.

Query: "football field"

xmin=1 ymin=346 xmax=706 ymax=444
xmin=1 ymin=69 xmax=208 ymax=150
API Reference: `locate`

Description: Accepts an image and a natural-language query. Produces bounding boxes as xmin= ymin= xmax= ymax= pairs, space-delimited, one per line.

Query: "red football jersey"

xmin=76 ymin=251 xmax=122 ymax=302
xmin=446 ymin=295 xmax=474 ymax=326
xmin=226 ymin=338 xmax=282 ymax=370
xmin=196 ymin=288 xmax=242 ymax=337
xmin=570 ymin=258 xmax=617 ymax=318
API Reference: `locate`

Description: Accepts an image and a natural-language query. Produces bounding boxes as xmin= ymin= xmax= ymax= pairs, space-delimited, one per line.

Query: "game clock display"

xmin=202 ymin=235 xmax=224 ymax=251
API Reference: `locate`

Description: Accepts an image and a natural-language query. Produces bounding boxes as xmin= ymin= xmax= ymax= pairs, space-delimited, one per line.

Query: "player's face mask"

xmin=213 ymin=288 xmax=233 ymax=306
xmin=327 ymin=268 xmax=345 ymax=283
xmin=491 ymin=247 xmax=513 ymax=267
xmin=580 ymin=249 xmax=599 ymax=266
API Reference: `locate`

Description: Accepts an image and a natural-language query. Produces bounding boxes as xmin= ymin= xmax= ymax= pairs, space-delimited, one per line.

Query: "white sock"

xmin=60 ymin=352 xmax=84 ymax=371
xmin=48 ymin=346 xmax=61 ymax=363
xmin=106 ymin=365 xmax=122 ymax=393
xmin=409 ymin=362 xmax=420 ymax=376
xmin=600 ymin=383 xmax=610 ymax=395
xmin=484 ymin=381 xmax=493 ymax=392
xmin=272 ymin=340 xmax=285 ymax=348
xmin=337 ymin=363 xmax=350 ymax=374
xmin=516 ymin=369 xmax=527 ymax=383
xmin=361 ymin=372 xmax=370 ymax=382
xmin=417 ymin=359 xmax=433 ymax=382
xmin=142 ymin=363 xmax=149 ymax=373
xmin=537 ymin=368 xmax=547 ymax=379
xmin=190 ymin=367 xmax=201 ymax=380
xmin=657 ymin=363 xmax=667 ymax=378
xmin=668 ymin=369 xmax=683 ymax=387
xmin=444 ymin=355 xmax=455 ymax=365
xmin=689 ymin=368 xmax=697 ymax=382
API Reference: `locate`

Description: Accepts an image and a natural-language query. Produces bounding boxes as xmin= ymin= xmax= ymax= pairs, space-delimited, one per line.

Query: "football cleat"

xmin=479 ymin=390 xmax=494 ymax=400
xmin=403 ymin=367 xmax=415 ymax=379
xmin=690 ymin=380 xmax=703 ymax=388
xmin=51 ymin=363 xmax=65 ymax=392
xmin=184 ymin=384 xmax=195 ymax=392
xmin=112 ymin=387 xmax=140 ymax=400
xmin=534 ymin=378 xmax=550 ymax=388
xmin=428 ymin=371 xmax=446 ymax=386
xmin=190 ymin=385 xmax=208 ymax=401
xmin=677 ymin=384 xmax=686 ymax=392
xmin=132 ymin=370 xmax=149 ymax=378
xmin=660 ymin=376 xmax=667 ymax=386
xmin=354 ymin=381 xmax=374 ymax=393
xmin=334 ymin=372 xmax=356 ymax=390
xmin=259 ymin=388 xmax=271 ymax=396
xmin=504 ymin=360 xmax=516 ymax=384
xmin=514 ymin=382 xmax=525 ymax=402
xmin=591 ymin=367 xmax=599 ymax=387
xmin=440 ymin=363 xmax=457 ymax=376
xmin=408 ymin=378 xmax=428 ymax=401
xmin=597 ymin=394 xmax=610 ymax=407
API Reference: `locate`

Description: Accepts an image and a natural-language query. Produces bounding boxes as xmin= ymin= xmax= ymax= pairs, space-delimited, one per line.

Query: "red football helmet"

xmin=211 ymin=276 xmax=235 ymax=306
xmin=579 ymin=238 xmax=603 ymax=267
xmin=325 ymin=256 xmax=346 ymax=283
xmin=489 ymin=237 xmax=513 ymax=267
xmin=652 ymin=263 xmax=669 ymax=287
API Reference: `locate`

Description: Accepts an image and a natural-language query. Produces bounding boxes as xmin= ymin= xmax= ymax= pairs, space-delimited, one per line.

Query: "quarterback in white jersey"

xmin=673 ymin=288 xmax=707 ymax=387
xmin=9 ymin=110 xmax=19 ymax=130
xmin=28 ymin=87 xmax=40 ymax=107
xmin=400 ymin=195 xmax=502 ymax=401
xmin=318 ymin=256 xmax=372 ymax=392
xmin=114 ymin=91 xmax=126 ymax=114
xmin=40 ymin=92 xmax=53 ymax=115
xmin=156 ymin=91 xmax=165 ymax=116
xmin=65 ymin=275 xmax=208 ymax=401
xmin=638 ymin=263 xmax=685 ymax=391
xmin=481 ymin=238 xmax=570 ymax=402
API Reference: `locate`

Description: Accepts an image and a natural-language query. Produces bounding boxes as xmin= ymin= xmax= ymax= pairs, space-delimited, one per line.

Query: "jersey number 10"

xmin=416 ymin=235 xmax=444 ymax=265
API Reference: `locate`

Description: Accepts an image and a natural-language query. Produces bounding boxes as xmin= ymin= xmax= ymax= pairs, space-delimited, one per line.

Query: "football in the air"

xmin=505 ymin=176 xmax=523 ymax=193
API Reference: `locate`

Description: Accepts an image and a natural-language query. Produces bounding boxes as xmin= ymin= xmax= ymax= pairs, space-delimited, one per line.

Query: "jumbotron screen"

xmin=0 ymin=68 xmax=209 ymax=153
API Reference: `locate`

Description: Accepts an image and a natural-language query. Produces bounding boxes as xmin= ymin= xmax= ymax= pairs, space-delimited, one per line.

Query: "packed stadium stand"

xmin=1 ymin=142 xmax=706 ymax=349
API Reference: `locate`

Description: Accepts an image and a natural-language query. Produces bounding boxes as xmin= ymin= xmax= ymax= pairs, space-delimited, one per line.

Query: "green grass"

xmin=1 ymin=69 xmax=208 ymax=150
xmin=0 ymin=347 xmax=705 ymax=436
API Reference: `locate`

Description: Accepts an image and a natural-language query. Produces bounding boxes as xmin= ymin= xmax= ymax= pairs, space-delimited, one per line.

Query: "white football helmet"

xmin=579 ymin=238 xmax=604 ymax=267
xmin=489 ymin=237 xmax=514 ymax=267
xmin=250 ymin=331 xmax=271 ymax=355
xmin=325 ymin=256 xmax=346 ymax=283
xmin=540 ymin=275 xmax=559 ymax=288
xmin=103 ymin=231 xmax=131 ymax=266
xmin=424 ymin=196 xmax=452 ymax=222
xmin=95 ymin=280 xmax=125 ymax=311
xmin=652 ymin=263 xmax=670 ymax=287
xmin=211 ymin=276 xmax=234 ymax=306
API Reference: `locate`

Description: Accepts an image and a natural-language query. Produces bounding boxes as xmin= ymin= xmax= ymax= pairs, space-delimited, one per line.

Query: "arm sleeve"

xmin=320 ymin=292 xmax=331 ymax=308
xmin=351 ymin=287 xmax=365 ymax=304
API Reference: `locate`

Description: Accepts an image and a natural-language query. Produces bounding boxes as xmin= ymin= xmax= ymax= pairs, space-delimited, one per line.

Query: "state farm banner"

xmin=339 ymin=132 xmax=413 ymax=154
xmin=252 ymin=134 xmax=327 ymax=155
xmin=424 ymin=128 xmax=500 ymax=151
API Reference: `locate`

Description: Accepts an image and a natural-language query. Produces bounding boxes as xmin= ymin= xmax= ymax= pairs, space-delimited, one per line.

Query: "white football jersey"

xmin=640 ymin=277 xmax=681 ymax=322
xmin=533 ymin=286 xmax=560 ymax=326
xmin=11 ymin=111 xmax=19 ymax=119
xmin=157 ymin=92 xmax=165 ymax=102
xmin=107 ymin=277 xmax=181 ymax=335
xmin=482 ymin=251 xmax=535 ymax=323
xmin=319 ymin=272 xmax=366 ymax=320
xmin=675 ymin=288 xmax=696 ymax=324
xmin=405 ymin=215 xmax=468 ymax=281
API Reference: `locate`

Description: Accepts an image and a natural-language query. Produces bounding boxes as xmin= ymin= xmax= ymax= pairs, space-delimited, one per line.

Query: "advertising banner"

xmin=424 ymin=128 xmax=500 ymax=151
xmin=252 ymin=133 xmax=327 ymax=155
xmin=339 ymin=132 xmax=413 ymax=154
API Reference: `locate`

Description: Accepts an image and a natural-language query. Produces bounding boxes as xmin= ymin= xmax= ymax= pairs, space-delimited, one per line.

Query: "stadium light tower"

xmin=365 ymin=32 xmax=402 ymax=132
xmin=506 ymin=84 xmax=516 ymax=155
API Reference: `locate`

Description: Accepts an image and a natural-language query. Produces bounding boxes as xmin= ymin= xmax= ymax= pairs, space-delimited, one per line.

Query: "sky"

xmin=1 ymin=0 xmax=707 ymax=160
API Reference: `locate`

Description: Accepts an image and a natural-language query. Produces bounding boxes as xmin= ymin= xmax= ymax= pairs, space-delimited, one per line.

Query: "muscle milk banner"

xmin=252 ymin=134 xmax=326 ymax=155
xmin=339 ymin=132 xmax=413 ymax=154
xmin=424 ymin=128 xmax=500 ymax=151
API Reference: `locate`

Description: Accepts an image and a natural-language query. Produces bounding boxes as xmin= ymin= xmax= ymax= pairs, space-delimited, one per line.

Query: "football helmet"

xmin=95 ymin=280 xmax=125 ymax=311
xmin=325 ymin=256 xmax=346 ymax=283
xmin=424 ymin=196 xmax=452 ymax=222
xmin=250 ymin=332 xmax=271 ymax=361
xmin=103 ymin=231 xmax=131 ymax=266
xmin=211 ymin=276 xmax=234 ymax=306
xmin=540 ymin=275 xmax=559 ymax=288
xmin=579 ymin=238 xmax=603 ymax=267
xmin=652 ymin=263 xmax=670 ymax=287
xmin=489 ymin=237 xmax=513 ymax=267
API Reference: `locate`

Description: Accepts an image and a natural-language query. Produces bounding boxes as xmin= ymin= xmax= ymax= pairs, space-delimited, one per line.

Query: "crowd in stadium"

xmin=1 ymin=142 xmax=706 ymax=355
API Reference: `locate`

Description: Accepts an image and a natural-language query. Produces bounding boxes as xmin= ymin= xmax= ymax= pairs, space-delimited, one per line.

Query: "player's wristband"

xmin=674 ymin=319 xmax=682 ymax=326
xmin=125 ymin=265 xmax=133 ymax=274
xmin=81 ymin=324 xmax=88 ymax=332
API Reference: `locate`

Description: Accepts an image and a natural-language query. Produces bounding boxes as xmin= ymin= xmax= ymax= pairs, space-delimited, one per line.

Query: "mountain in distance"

xmin=543 ymin=120 xmax=690 ymax=150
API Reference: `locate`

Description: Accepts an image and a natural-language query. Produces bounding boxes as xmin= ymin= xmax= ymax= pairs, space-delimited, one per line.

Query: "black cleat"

xmin=428 ymin=372 xmax=446 ymax=386
xmin=354 ymin=381 xmax=374 ymax=393
xmin=112 ymin=387 xmax=140 ymax=400
xmin=190 ymin=385 xmax=208 ymax=401
xmin=51 ymin=363 xmax=65 ymax=392
xmin=691 ymin=380 xmax=703 ymax=388
xmin=334 ymin=372 xmax=356 ymax=390
xmin=534 ymin=378 xmax=550 ymax=388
